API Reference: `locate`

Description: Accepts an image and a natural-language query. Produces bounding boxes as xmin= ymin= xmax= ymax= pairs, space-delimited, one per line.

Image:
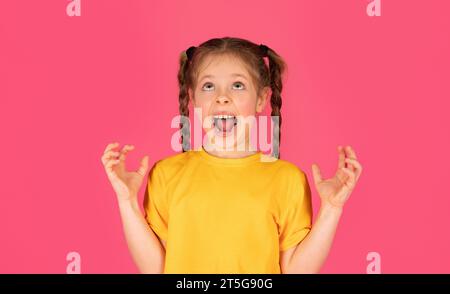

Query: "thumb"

xmin=311 ymin=163 xmax=323 ymax=186
xmin=136 ymin=155 xmax=149 ymax=177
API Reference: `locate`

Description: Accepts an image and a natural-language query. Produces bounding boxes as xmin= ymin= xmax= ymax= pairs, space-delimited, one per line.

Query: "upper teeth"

xmin=213 ymin=114 xmax=235 ymax=119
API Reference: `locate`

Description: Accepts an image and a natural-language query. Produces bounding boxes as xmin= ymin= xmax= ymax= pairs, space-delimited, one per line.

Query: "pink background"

xmin=1 ymin=0 xmax=449 ymax=273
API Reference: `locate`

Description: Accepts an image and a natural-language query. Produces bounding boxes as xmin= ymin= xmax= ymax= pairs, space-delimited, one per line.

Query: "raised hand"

xmin=311 ymin=145 xmax=362 ymax=209
xmin=101 ymin=142 xmax=149 ymax=202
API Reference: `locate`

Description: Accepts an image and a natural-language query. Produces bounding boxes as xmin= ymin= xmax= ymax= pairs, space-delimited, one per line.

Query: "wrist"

xmin=319 ymin=202 xmax=344 ymax=217
xmin=117 ymin=196 xmax=139 ymax=210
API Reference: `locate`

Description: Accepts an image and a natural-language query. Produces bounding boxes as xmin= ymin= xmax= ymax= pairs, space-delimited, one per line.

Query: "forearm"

xmin=117 ymin=198 xmax=165 ymax=273
xmin=286 ymin=204 xmax=343 ymax=273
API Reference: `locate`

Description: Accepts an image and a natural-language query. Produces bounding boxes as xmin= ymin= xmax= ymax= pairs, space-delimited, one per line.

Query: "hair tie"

xmin=259 ymin=44 xmax=269 ymax=57
xmin=186 ymin=46 xmax=196 ymax=61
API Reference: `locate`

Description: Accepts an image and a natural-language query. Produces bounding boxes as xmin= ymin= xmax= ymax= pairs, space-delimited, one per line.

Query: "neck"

xmin=202 ymin=144 xmax=258 ymax=159
xmin=202 ymin=131 xmax=260 ymax=158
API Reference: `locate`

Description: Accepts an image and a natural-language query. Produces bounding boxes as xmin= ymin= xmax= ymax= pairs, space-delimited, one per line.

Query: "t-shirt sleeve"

xmin=278 ymin=168 xmax=313 ymax=251
xmin=143 ymin=161 xmax=168 ymax=241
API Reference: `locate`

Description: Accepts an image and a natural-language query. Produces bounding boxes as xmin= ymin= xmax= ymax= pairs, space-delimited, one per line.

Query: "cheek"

xmin=193 ymin=92 xmax=210 ymax=108
xmin=235 ymin=98 xmax=258 ymax=116
xmin=192 ymin=99 xmax=212 ymax=122
xmin=193 ymin=90 xmax=213 ymax=104
xmin=195 ymin=101 xmax=211 ymax=113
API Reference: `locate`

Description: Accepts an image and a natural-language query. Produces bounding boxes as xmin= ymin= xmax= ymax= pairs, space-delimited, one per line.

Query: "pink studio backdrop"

xmin=1 ymin=0 xmax=449 ymax=273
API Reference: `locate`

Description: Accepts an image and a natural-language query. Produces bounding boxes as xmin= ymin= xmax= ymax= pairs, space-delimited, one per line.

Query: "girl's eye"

xmin=232 ymin=82 xmax=245 ymax=90
xmin=202 ymin=82 xmax=214 ymax=91
xmin=201 ymin=82 xmax=245 ymax=91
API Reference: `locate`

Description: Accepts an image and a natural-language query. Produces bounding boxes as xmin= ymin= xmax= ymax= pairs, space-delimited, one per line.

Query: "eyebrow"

xmin=199 ymin=73 xmax=249 ymax=82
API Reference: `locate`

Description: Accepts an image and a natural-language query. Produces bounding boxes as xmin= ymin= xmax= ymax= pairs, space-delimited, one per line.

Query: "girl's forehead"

xmin=196 ymin=53 xmax=252 ymax=79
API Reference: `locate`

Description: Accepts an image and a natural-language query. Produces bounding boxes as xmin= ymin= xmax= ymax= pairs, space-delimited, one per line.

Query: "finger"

xmin=345 ymin=145 xmax=357 ymax=160
xmin=337 ymin=145 xmax=345 ymax=169
xmin=118 ymin=145 xmax=135 ymax=161
xmin=136 ymin=155 xmax=149 ymax=177
xmin=101 ymin=150 xmax=120 ymax=165
xmin=104 ymin=142 xmax=119 ymax=153
xmin=344 ymin=158 xmax=362 ymax=181
xmin=341 ymin=167 xmax=356 ymax=189
xmin=311 ymin=163 xmax=323 ymax=186
xmin=101 ymin=151 xmax=120 ymax=165
xmin=344 ymin=146 xmax=356 ymax=172
xmin=105 ymin=158 xmax=120 ymax=172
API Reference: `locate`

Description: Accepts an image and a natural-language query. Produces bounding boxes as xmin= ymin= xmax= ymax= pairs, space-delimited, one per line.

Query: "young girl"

xmin=101 ymin=37 xmax=362 ymax=274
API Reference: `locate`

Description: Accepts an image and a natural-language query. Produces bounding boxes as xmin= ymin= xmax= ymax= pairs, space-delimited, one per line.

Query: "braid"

xmin=266 ymin=48 xmax=286 ymax=159
xmin=177 ymin=51 xmax=191 ymax=151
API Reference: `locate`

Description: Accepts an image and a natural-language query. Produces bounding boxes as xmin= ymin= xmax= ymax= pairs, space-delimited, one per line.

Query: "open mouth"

xmin=212 ymin=114 xmax=238 ymax=135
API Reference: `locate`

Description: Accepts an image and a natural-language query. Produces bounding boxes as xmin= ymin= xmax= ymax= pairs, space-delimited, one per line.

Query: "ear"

xmin=256 ymin=87 xmax=271 ymax=113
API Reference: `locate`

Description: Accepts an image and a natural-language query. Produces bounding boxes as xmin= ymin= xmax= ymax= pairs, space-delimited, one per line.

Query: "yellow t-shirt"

xmin=143 ymin=147 xmax=312 ymax=274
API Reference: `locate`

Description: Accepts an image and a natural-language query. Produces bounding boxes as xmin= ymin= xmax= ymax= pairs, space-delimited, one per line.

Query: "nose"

xmin=215 ymin=95 xmax=230 ymax=105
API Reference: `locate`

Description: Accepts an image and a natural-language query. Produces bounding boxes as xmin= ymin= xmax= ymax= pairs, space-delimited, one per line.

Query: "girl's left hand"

xmin=311 ymin=145 xmax=362 ymax=209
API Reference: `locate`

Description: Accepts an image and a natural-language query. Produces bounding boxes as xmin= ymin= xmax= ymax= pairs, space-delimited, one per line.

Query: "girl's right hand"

xmin=101 ymin=142 xmax=149 ymax=202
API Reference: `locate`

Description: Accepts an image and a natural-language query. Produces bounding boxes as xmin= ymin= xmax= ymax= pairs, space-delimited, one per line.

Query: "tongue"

xmin=216 ymin=118 xmax=236 ymax=133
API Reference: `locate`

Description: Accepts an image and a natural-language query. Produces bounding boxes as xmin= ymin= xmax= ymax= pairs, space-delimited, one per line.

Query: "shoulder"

xmin=261 ymin=157 xmax=311 ymax=206
xmin=260 ymin=155 xmax=308 ymax=184
xmin=148 ymin=150 xmax=197 ymax=181
xmin=154 ymin=150 xmax=193 ymax=168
